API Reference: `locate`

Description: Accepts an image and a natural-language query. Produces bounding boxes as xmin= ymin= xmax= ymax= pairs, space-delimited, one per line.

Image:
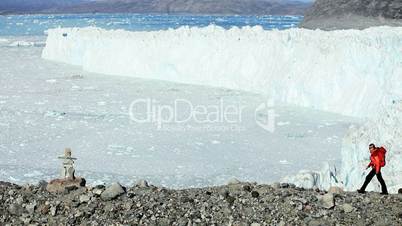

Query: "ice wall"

xmin=42 ymin=26 xmax=402 ymax=192
xmin=283 ymin=101 xmax=402 ymax=193
xmin=42 ymin=26 xmax=402 ymax=118
xmin=340 ymin=101 xmax=402 ymax=193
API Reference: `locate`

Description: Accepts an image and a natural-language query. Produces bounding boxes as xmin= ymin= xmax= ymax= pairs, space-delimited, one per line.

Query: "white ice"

xmin=40 ymin=25 xmax=402 ymax=192
xmin=42 ymin=25 xmax=402 ymax=118
xmin=0 ymin=36 xmax=358 ymax=188
xmin=341 ymin=101 xmax=402 ymax=193
xmin=2 ymin=25 xmax=401 ymax=191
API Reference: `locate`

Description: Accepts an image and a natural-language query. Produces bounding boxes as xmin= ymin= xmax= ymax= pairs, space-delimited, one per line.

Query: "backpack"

xmin=378 ymin=147 xmax=387 ymax=167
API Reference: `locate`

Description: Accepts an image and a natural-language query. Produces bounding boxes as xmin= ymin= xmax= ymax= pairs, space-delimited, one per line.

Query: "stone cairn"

xmin=46 ymin=148 xmax=86 ymax=193
xmin=58 ymin=148 xmax=77 ymax=180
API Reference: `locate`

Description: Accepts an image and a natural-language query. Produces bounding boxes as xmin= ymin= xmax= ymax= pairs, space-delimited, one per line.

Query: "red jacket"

xmin=368 ymin=147 xmax=387 ymax=173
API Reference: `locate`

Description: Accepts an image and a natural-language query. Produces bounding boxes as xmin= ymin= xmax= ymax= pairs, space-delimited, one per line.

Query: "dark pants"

xmin=360 ymin=169 xmax=388 ymax=193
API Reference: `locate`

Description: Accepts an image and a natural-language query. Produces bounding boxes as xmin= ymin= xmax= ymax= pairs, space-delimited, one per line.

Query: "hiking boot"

xmin=357 ymin=189 xmax=366 ymax=194
xmin=380 ymin=192 xmax=388 ymax=195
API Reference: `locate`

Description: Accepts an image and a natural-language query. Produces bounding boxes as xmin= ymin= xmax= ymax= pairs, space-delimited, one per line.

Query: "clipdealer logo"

xmin=128 ymin=98 xmax=276 ymax=132
xmin=254 ymin=99 xmax=277 ymax=133
xmin=129 ymin=98 xmax=245 ymax=130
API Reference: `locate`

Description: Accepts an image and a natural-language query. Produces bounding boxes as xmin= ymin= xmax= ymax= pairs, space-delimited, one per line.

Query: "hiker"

xmin=357 ymin=143 xmax=388 ymax=195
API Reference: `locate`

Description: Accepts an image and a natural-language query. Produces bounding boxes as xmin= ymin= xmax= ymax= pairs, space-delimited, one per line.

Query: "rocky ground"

xmin=0 ymin=180 xmax=401 ymax=226
xmin=300 ymin=0 xmax=402 ymax=30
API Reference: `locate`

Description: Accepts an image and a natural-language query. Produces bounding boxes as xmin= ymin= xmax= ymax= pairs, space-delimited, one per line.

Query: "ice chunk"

xmin=281 ymin=163 xmax=341 ymax=190
xmin=9 ymin=41 xmax=35 ymax=47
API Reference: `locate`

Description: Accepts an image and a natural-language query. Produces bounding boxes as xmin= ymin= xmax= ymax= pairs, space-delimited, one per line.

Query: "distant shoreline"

xmin=0 ymin=0 xmax=311 ymax=17
xmin=0 ymin=11 xmax=305 ymax=17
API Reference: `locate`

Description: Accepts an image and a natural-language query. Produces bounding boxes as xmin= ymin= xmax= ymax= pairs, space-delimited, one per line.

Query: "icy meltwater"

xmin=0 ymin=14 xmax=360 ymax=188
xmin=0 ymin=13 xmax=302 ymax=36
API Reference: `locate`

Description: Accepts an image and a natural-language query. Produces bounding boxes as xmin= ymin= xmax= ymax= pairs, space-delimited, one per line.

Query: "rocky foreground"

xmin=1 ymin=180 xmax=402 ymax=226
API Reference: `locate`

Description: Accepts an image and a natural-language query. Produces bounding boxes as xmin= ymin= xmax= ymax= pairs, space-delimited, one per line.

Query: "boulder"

xmin=308 ymin=219 xmax=331 ymax=226
xmin=227 ymin=178 xmax=241 ymax=185
xmin=25 ymin=201 xmax=37 ymax=214
xmin=46 ymin=177 xmax=86 ymax=193
xmin=136 ymin=179 xmax=149 ymax=188
xmin=328 ymin=186 xmax=343 ymax=194
xmin=92 ymin=188 xmax=103 ymax=196
xmin=251 ymin=191 xmax=260 ymax=198
xmin=91 ymin=185 xmax=105 ymax=196
xmin=242 ymin=184 xmax=252 ymax=192
xmin=342 ymin=203 xmax=354 ymax=213
xmin=271 ymin=182 xmax=281 ymax=189
xmin=38 ymin=180 xmax=48 ymax=191
xmin=8 ymin=203 xmax=23 ymax=215
xmin=317 ymin=193 xmax=334 ymax=209
xmin=101 ymin=183 xmax=126 ymax=201
xmin=79 ymin=195 xmax=91 ymax=203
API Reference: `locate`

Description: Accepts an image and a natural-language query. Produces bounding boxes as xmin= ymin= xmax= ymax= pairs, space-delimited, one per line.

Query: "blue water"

xmin=0 ymin=13 xmax=302 ymax=36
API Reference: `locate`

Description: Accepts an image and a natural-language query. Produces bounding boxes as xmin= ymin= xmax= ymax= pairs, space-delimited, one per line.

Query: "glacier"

xmin=277 ymin=101 xmax=402 ymax=193
xmin=0 ymin=42 xmax=356 ymax=187
xmin=42 ymin=26 xmax=402 ymax=118
xmin=41 ymin=25 xmax=402 ymax=192
xmin=340 ymin=101 xmax=402 ymax=193
xmin=290 ymin=100 xmax=402 ymax=193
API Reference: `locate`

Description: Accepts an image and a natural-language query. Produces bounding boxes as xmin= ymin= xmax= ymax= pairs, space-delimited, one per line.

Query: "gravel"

xmin=0 ymin=181 xmax=401 ymax=225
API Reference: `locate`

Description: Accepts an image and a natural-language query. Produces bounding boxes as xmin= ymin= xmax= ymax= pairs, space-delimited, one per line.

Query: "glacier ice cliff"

xmin=340 ymin=101 xmax=402 ymax=193
xmin=42 ymin=26 xmax=402 ymax=192
xmin=42 ymin=26 xmax=402 ymax=118
xmin=282 ymin=101 xmax=402 ymax=193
